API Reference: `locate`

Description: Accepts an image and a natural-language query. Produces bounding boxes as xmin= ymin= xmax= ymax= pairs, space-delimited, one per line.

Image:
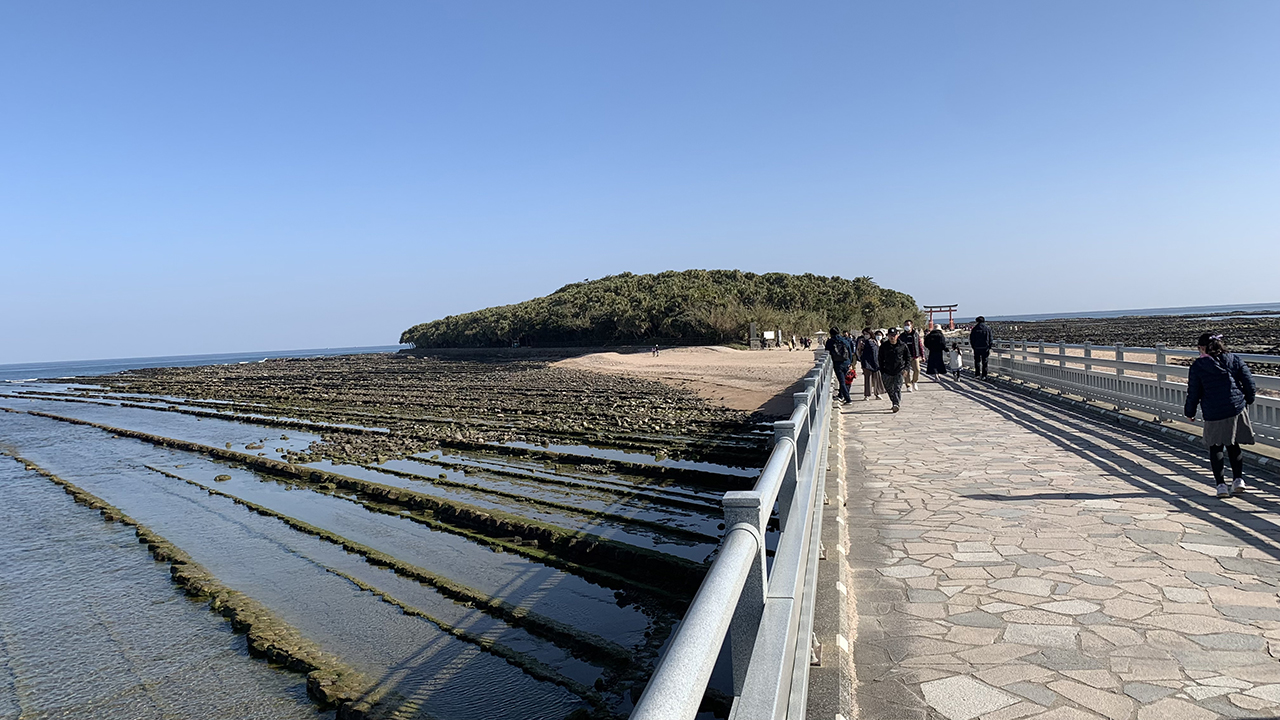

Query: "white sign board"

xmin=762 ymin=331 xmax=775 ymax=340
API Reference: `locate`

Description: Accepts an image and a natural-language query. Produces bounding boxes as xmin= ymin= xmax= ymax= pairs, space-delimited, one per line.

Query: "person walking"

xmin=924 ymin=327 xmax=947 ymax=379
xmin=825 ymin=326 xmax=854 ymax=404
xmin=859 ymin=327 xmax=883 ymax=400
xmin=899 ymin=320 xmax=923 ymax=392
xmin=969 ymin=316 xmax=994 ymax=378
xmin=879 ymin=328 xmax=911 ymax=413
xmin=948 ymin=342 xmax=963 ymax=379
xmin=1185 ymin=333 xmax=1257 ymax=497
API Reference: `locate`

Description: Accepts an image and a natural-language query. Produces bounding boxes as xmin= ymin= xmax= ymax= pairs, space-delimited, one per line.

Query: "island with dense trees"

xmin=400 ymin=270 xmax=921 ymax=348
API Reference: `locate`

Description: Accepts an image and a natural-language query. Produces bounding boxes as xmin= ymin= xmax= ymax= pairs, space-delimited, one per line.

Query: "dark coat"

xmin=825 ymin=335 xmax=853 ymax=367
xmin=925 ymin=330 xmax=948 ymax=374
xmin=969 ymin=322 xmax=994 ymax=351
xmin=900 ymin=328 xmax=923 ymax=359
xmin=879 ymin=339 xmax=911 ymax=376
xmin=1185 ymin=353 xmax=1256 ymax=422
xmin=859 ymin=338 xmax=879 ymax=372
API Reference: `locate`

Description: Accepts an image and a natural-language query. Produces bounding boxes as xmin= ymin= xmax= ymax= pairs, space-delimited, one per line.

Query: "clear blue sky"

xmin=3 ymin=2 xmax=1277 ymax=364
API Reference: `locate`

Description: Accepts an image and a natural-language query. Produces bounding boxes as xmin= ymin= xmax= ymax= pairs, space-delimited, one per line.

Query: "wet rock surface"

xmin=0 ymin=455 xmax=329 ymax=720
xmin=0 ymin=351 xmax=781 ymax=719
xmin=0 ymin=415 xmax=595 ymax=719
xmin=73 ymin=352 xmax=769 ymax=469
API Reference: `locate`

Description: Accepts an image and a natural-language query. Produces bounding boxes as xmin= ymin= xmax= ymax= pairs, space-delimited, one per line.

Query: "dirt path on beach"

xmin=554 ymin=346 xmax=818 ymax=417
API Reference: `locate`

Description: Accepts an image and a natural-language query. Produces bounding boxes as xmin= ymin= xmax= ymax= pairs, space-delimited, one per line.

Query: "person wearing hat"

xmin=969 ymin=316 xmax=994 ymax=379
xmin=878 ymin=327 xmax=912 ymax=413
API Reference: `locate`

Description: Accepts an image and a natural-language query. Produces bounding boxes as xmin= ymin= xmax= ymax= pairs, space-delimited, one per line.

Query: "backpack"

xmin=828 ymin=337 xmax=849 ymax=364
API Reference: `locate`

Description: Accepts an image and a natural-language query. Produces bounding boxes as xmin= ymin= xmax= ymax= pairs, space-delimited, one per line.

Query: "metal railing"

xmin=631 ymin=352 xmax=834 ymax=720
xmin=955 ymin=338 xmax=1280 ymax=449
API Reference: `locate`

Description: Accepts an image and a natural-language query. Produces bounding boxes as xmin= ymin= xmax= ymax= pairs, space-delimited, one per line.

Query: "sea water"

xmin=0 ymin=345 xmax=406 ymax=383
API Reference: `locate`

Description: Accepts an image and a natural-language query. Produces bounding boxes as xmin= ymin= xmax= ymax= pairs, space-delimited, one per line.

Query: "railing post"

xmin=798 ymin=371 xmax=819 ymax=412
xmin=799 ymin=373 xmax=816 ymax=429
xmin=794 ymin=392 xmax=809 ymax=414
xmin=721 ymin=494 xmax=767 ymax=696
xmin=1083 ymin=342 xmax=1092 ymax=373
xmin=773 ymin=420 xmax=800 ymax=531
xmin=1039 ymin=340 xmax=1046 ymax=370
xmin=1155 ymin=343 xmax=1167 ymax=385
xmin=1115 ymin=344 xmax=1125 ymax=377
xmin=1059 ymin=341 xmax=1066 ymax=368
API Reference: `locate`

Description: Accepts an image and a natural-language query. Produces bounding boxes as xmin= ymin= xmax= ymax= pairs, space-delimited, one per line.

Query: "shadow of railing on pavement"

xmin=941 ymin=379 xmax=1280 ymax=568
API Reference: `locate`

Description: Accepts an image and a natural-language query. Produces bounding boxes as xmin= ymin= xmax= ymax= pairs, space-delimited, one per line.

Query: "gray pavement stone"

xmin=1034 ymin=707 xmax=1107 ymax=719
xmin=1122 ymin=682 xmax=1177 ymax=702
xmin=920 ymin=675 xmax=1018 ymax=720
xmin=1137 ymin=697 xmax=1219 ymax=720
xmin=1004 ymin=624 xmax=1079 ymax=648
xmin=1004 ymin=680 xmax=1058 ymax=706
xmin=1194 ymin=633 xmax=1269 ymax=651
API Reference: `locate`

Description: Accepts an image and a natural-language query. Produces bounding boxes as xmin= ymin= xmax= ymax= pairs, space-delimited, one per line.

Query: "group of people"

xmin=825 ymin=320 xmax=960 ymax=413
xmin=788 ymin=335 xmax=812 ymax=351
xmin=823 ymin=319 xmax=1261 ymax=500
xmin=822 ymin=316 xmax=1004 ymax=414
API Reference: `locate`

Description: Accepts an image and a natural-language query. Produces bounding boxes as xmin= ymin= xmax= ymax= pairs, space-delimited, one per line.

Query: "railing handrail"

xmin=632 ymin=353 xmax=834 ymax=720
xmin=972 ymin=338 xmax=1279 ymax=366
xmin=951 ymin=337 xmax=1280 ymax=449
xmin=971 ymin=341 xmax=1280 ymax=392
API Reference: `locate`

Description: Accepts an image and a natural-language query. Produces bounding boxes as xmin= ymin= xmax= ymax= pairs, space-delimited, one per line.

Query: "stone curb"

xmin=807 ymin=407 xmax=855 ymax=720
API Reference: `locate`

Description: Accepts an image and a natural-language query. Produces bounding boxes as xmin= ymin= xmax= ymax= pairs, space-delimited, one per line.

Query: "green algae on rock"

xmin=0 ymin=450 xmax=372 ymax=713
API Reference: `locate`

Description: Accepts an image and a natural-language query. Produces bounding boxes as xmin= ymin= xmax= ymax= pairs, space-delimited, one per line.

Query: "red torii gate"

xmin=923 ymin=304 xmax=957 ymax=330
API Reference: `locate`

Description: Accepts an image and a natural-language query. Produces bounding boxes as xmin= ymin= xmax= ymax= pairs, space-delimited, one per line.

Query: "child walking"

xmin=948 ymin=343 xmax=963 ymax=379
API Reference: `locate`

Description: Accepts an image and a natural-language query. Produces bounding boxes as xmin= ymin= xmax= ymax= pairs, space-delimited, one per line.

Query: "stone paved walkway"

xmin=839 ymin=374 xmax=1280 ymax=720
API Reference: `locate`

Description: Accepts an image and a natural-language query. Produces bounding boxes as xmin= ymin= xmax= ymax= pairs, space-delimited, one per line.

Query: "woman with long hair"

xmin=1185 ymin=332 xmax=1257 ymax=497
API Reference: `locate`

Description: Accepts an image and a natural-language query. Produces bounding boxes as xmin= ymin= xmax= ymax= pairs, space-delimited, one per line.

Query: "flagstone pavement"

xmin=837 ymin=374 xmax=1280 ymax=720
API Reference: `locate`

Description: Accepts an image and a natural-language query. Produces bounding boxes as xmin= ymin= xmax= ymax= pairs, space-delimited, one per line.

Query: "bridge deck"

xmin=828 ymin=376 xmax=1280 ymax=720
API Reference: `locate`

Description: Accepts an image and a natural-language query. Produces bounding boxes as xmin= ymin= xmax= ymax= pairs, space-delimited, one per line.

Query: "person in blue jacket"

xmin=1184 ymin=332 xmax=1257 ymax=498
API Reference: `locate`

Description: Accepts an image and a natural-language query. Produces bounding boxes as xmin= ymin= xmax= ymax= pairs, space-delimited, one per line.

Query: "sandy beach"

xmin=555 ymin=345 xmax=818 ymax=416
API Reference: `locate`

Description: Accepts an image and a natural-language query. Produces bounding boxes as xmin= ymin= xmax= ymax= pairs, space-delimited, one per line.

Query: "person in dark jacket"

xmin=924 ymin=328 xmax=948 ymax=378
xmin=879 ymin=328 xmax=911 ymax=413
xmin=1185 ymin=332 xmax=1256 ymax=497
xmin=859 ymin=327 xmax=883 ymax=400
xmin=969 ymin=317 xmax=994 ymax=378
xmin=825 ymin=326 xmax=853 ymax=404
xmin=899 ymin=320 xmax=923 ymax=392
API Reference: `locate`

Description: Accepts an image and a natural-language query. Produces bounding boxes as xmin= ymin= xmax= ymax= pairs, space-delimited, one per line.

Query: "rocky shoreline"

xmin=73 ymin=351 xmax=771 ymax=471
xmin=986 ymin=311 xmax=1280 ymax=355
xmin=32 ymin=349 xmax=776 ymax=717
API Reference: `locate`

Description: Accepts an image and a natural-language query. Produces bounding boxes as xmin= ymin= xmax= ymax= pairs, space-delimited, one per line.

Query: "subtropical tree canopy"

xmin=400 ymin=270 xmax=921 ymax=348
